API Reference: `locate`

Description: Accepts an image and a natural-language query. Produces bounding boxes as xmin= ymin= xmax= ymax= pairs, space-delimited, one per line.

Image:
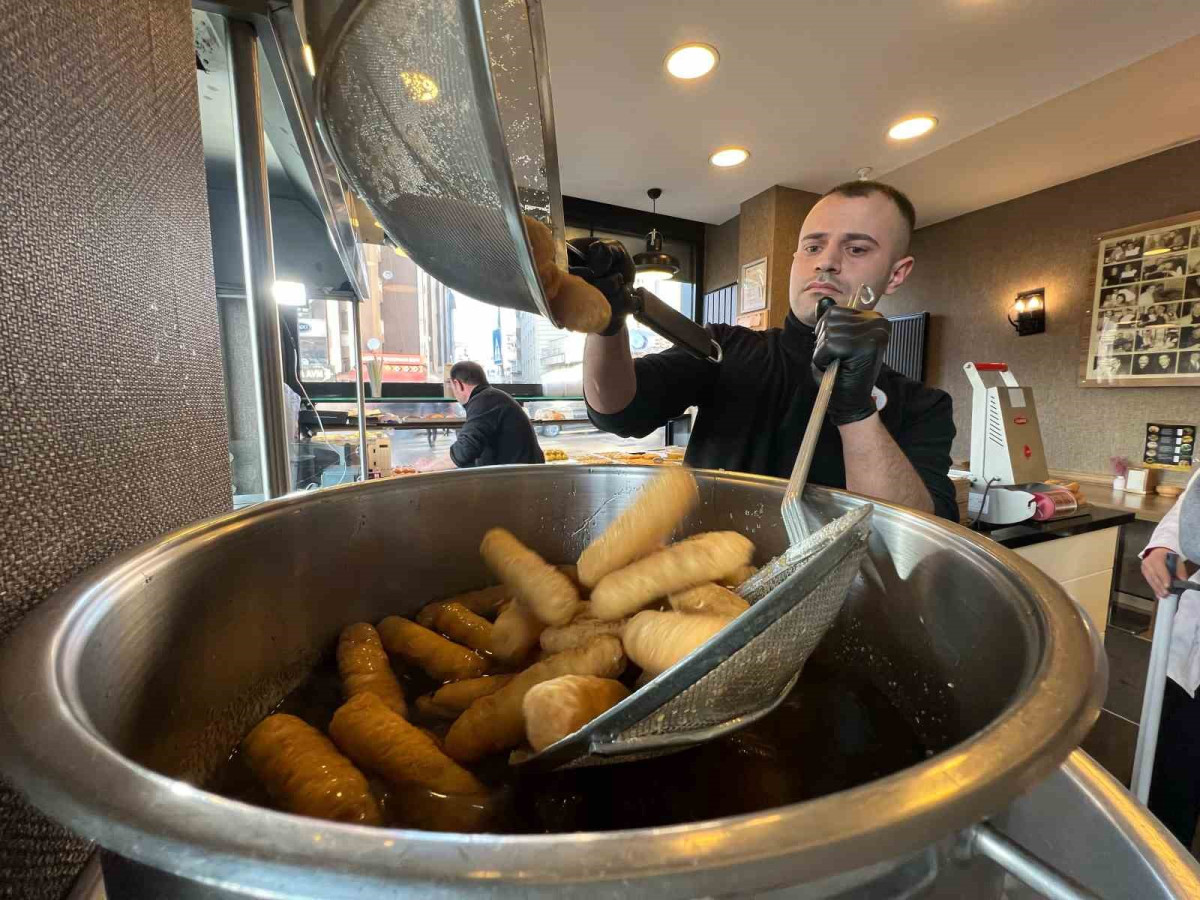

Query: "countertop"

xmin=972 ymin=505 xmax=1135 ymax=550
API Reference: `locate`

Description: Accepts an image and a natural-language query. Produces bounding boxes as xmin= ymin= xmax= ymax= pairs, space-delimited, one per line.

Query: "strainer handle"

xmin=632 ymin=287 xmax=722 ymax=363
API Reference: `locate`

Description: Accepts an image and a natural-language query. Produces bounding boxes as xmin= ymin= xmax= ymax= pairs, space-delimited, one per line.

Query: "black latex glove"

xmin=567 ymin=236 xmax=636 ymax=336
xmin=812 ymin=305 xmax=892 ymax=426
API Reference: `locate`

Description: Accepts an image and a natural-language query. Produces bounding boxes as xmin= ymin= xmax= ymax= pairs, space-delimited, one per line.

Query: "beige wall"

xmin=886 ymin=139 xmax=1200 ymax=484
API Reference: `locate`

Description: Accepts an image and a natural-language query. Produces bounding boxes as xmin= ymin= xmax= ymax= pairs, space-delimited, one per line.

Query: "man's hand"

xmin=812 ymin=306 xmax=891 ymax=426
xmin=568 ymin=237 xmax=635 ymax=336
xmin=1142 ymin=547 xmax=1185 ymax=598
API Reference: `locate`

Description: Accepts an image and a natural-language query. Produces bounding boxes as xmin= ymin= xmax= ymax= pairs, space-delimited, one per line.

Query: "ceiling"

xmin=543 ymin=0 xmax=1200 ymax=226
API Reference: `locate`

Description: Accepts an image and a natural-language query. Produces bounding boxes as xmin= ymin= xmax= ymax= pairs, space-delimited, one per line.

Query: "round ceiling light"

xmin=665 ymin=43 xmax=719 ymax=79
xmin=709 ymin=147 xmax=750 ymax=168
xmin=887 ymin=115 xmax=938 ymax=140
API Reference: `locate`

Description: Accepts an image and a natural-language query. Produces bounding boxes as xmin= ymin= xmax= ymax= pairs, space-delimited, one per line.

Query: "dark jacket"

xmin=587 ymin=312 xmax=958 ymax=521
xmin=449 ymin=385 xmax=545 ymax=468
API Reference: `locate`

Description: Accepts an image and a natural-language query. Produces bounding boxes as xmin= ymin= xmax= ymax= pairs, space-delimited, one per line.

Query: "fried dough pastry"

xmin=444 ymin=636 xmax=626 ymax=762
xmin=539 ymin=605 xmax=627 ymax=654
xmin=330 ymin=692 xmax=484 ymax=796
xmin=440 ymin=584 xmax=510 ymax=619
xmin=622 ymin=610 xmax=731 ymax=678
xmin=524 ymin=215 xmax=611 ymax=334
xmin=416 ymin=601 xmax=493 ymax=654
xmin=415 ymin=675 xmax=515 ymax=720
xmin=577 ymin=467 xmax=699 ymax=588
xmin=668 ymin=583 xmax=750 ymax=619
xmin=720 ymin=564 xmax=759 ymax=588
xmin=337 ymin=623 xmax=407 ymax=717
xmin=377 ymin=616 xmax=488 ymax=682
xmin=243 ymin=714 xmax=381 ymax=825
xmin=481 ymin=528 xmax=581 ymax=626
xmin=491 ymin=598 xmax=545 ymax=666
xmin=590 ymin=531 xmax=754 ymax=620
xmin=523 ymin=675 xmax=630 ymax=752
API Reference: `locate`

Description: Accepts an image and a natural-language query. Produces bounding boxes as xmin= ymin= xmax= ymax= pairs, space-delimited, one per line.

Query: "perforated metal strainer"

xmin=515 ymin=503 xmax=873 ymax=771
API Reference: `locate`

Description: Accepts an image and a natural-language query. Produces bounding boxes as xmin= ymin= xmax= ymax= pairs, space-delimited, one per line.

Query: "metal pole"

xmin=1132 ymin=589 xmax=1178 ymax=803
xmin=349 ymin=298 xmax=369 ymax=481
xmin=228 ymin=19 xmax=291 ymax=498
xmin=970 ymin=824 xmax=1100 ymax=900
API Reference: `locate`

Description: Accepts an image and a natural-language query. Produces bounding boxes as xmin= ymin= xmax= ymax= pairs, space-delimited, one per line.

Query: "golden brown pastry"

xmin=440 ymin=584 xmax=511 ymax=619
xmin=415 ymin=674 xmax=516 ymax=720
xmin=242 ymin=714 xmax=381 ymax=825
xmin=330 ymin=692 xmax=484 ymax=796
xmin=337 ymin=622 xmax=407 ymax=718
xmin=490 ymin=599 xmax=545 ymax=666
xmin=524 ymin=215 xmax=611 ymax=334
xmin=416 ymin=602 xmax=493 ymax=654
xmin=522 ymin=675 xmax=630 ymax=752
xmin=444 ymin=635 xmax=626 ymax=762
xmin=377 ymin=616 xmax=488 ymax=682
xmin=622 ymin=610 xmax=731 ymax=678
xmin=719 ymin=564 xmax=759 ymax=588
xmin=480 ymin=528 xmax=581 ymax=626
xmin=577 ymin=468 xmax=699 ymax=588
xmin=668 ymin=583 xmax=750 ymax=619
xmin=590 ymin=531 xmax=754 ymax=621
xmin=539 ymin=605 xmax=628 ymax=654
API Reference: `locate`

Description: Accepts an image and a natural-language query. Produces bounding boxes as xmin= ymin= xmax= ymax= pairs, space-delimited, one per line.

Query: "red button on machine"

xmin=1023 ymin=445 xmax=1032 ymax=458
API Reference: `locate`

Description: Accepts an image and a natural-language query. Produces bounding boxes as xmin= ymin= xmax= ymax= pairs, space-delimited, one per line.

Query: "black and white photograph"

xmin=1093 ymin=353 xmax=1132 ymax=378
xmin=1141 ymin=253 xmax=1188 ymax=280
xmin=1178 ymin=300 xmax=1200 ymax=325
xmin=1188 ymin=274 xmax=1200 ymax=300
xmin=1102 ymin=261 xmax=1141 ymax=285
xmin=1181 ymin=325 xmax=1200 ymax=350
xmin=1096 ymin=308 xmax=1137 ymax=332
xmin=1133 ymin=352 xmax=1178 ymax=376
xmin=1099 ymin=285 xmax=1138 ymax=307
xmin=1136 ymin=327 xmax=1180 ymax=351
xmin=1102 ymin=236 xmax=1143 ymax=264
xmin=1144 ymin=226 xmax=1191 ymax=255
xmin=1190 ymin=249 xmax=1200 ymax=276
xmin=1099 ymin=331 xmax=1135 ymax=354
xmin=1183 ymin=350 xmax=1200 ymax=374
xmin=1193 ymin=228 xmax=1200 ymax=250
xmin=1138 ymin=303 xmax=1179 ymax=328
xmin=1138 ymin=278 xmax=1185 ymax=306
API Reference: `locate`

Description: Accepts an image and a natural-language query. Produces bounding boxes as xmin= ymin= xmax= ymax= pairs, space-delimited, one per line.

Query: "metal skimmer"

xmin=514 ymin=503 xmax=873 ymax=771
xmin=782 ymin=285 xmax=878 ymax=543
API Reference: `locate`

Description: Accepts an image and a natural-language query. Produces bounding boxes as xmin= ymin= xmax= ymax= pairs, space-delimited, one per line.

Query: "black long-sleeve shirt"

xmin=449 ymin=385 xmax=545 ymax=468
xmin=588 ymin=312 xmax=958 ymax=521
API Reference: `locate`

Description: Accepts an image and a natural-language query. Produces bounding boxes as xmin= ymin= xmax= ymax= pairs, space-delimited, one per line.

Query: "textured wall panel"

xmin=887 ymin=139 xmax=1200 ymax=484
xmin=0 ymin=1 xmax=230 ymax=897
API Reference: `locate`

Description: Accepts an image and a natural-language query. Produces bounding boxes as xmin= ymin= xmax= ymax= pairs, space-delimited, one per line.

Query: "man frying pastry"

xmin=576 ymin=180 xmax=957 ymax=520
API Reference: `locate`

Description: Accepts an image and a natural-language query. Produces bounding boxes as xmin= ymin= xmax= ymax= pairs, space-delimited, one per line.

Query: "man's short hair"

xmin=449 ymin=361 xmax=488 ymax=386
xmin=821 ymin=180 xmax=916 ymax=245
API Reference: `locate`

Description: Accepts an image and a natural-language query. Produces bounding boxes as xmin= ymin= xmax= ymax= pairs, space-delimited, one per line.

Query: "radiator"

xmin=884 ymin=312 xmax=929 ymax=382
xmin=702 ymin=283 xmax=738 ymax=326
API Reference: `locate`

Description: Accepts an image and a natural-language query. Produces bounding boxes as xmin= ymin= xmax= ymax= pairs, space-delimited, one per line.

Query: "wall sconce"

xmin=1009 ymin=289 xmax=1046 ymax=336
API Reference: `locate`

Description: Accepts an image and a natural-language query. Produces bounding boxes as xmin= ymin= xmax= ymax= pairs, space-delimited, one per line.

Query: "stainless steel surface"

xmin=518 ymin=504 xmax=871 ymax=771
xmin=1131 ymin=586 xmax=1176 ymax=804
xmin=349 ymin=296 xmax=369 ymax=481
xmin=996 ymin=749 xmax=1200 ymax=900
xmin=0 ymin=467 xmax=1113 ymax=897
xmin=228 ymin=19 xmax=291 ymax=498
xmin=969 ymin=824 xmax=1099 ymax=900
xmin=784 ymin=285 xmax=877 ymax=542
xmin=310 ymin=0 xmax=561 ymax=323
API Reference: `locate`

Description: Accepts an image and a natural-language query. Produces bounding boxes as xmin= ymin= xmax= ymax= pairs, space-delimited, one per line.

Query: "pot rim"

xmin=0 ymin=467 xmax=1105 ymax=896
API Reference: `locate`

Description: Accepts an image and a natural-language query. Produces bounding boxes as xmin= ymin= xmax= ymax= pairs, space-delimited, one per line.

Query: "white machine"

xmin=959 ymin=362 xmax=1067 ymax=526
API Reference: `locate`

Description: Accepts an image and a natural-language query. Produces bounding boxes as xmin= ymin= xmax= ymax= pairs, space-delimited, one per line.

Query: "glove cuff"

xmin=829 ymin=404 xmax=877 ymax=427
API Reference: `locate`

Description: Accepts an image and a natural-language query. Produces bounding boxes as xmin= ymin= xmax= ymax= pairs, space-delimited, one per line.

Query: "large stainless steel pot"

xmin=0 ymin=466 xmax=1181 ymax=898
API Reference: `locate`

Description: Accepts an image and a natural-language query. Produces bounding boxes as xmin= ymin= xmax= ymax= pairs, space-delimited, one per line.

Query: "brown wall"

xmin=0 ymin=1 xmax=231 ymax=895
xmin=705 ymin=185 xmax=821 ymax=326
xmin=703 ymin=215 xmax=740 ymax=292
xmin=886 ymin=139 xmax=1200 ymax=483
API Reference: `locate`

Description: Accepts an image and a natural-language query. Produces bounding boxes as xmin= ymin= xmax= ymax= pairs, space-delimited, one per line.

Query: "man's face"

xmin=789 ymin=192 xmax=914 ymax=325
xmin=1138 ymin=355 xmax=1150 ymax=368
xmin=1157 ymin=354 xmax=1172 ymax=369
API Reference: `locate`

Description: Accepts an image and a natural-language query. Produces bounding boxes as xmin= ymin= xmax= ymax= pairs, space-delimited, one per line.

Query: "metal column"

xmin=227 ymin=19 xmax=291 ymax=498
xmin=349 ymin=298 xmax=369 ymax=482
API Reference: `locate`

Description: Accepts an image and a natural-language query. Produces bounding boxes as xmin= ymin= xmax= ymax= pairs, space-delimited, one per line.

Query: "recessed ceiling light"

xmin=887 ymin=116 xmax=937 ymax=140
xmin=709 ymin=147 xmax=749 ymax=168
xmin=665 ymin=43 xmax=719 ymax=80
